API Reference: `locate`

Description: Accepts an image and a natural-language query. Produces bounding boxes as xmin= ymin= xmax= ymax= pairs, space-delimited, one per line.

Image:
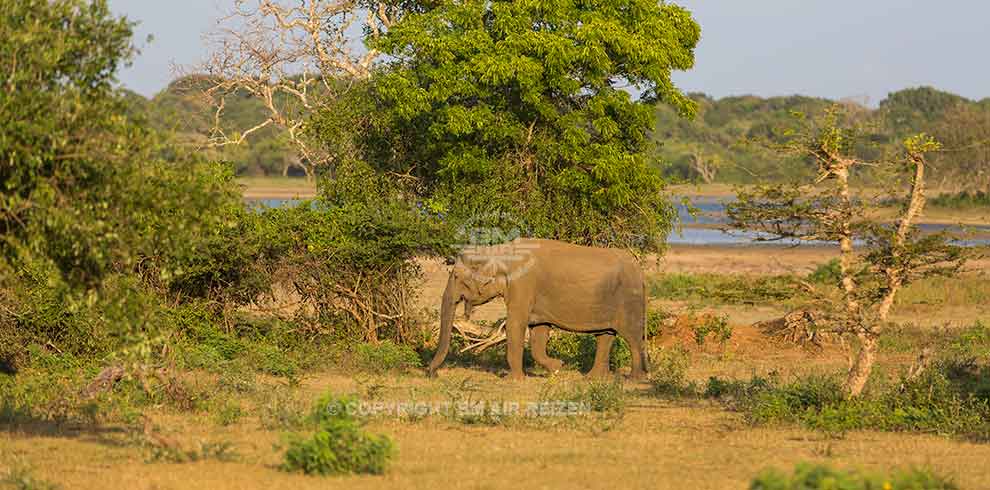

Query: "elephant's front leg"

xmin=505 ymin=318 xmax=528 ymax=380
xmin=586 ymin=333 xmax=615 ymax=378
xmin=529 ymin=325 xmax=563 ymax=373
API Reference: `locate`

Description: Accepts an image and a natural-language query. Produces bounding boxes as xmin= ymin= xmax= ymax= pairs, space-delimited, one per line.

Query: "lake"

xmin=247 ymin=198 xmax=990 ymax=247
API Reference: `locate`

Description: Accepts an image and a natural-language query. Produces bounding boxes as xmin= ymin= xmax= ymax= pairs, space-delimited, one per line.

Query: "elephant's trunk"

xmin=428 ymin=272 xmax=458 ymax=377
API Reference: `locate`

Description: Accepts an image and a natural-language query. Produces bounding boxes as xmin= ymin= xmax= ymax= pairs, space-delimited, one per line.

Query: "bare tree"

xmin=199 ymin=0 xmax=399 ymax=180
xmin=728 ymin=106 xmax=968 ymax=396
xmin=689 ymin=145 xmax=721 ymax=184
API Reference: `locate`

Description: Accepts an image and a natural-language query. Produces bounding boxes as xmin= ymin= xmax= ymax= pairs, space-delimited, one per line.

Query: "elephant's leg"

xmin=619 ymin=288 xmax=649 ymax=380
xmin=529 ymin=325 xmax=563 ymax=373
xmin=587 ymin=333 xmax=615 ymax=378
xmin=505 ymin=318 xmax=528 ymax=380
xmin=623 ymin=331 xmax=647 ymax=380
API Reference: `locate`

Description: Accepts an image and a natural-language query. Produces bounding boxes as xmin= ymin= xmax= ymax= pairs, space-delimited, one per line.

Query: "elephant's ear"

xmin=478 ymin=260 xmax=508 ymax=293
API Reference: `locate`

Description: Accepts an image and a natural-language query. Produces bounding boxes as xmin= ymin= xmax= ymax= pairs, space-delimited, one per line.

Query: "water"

xmin=248 ymin=197 xmax=990 ymax=247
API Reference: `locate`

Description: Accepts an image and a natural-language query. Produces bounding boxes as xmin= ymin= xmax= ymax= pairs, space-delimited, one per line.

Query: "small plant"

xmin=258 ymin=385 xmax=308 ymax=431
xmin=648 ymin=347 xmax=695 ymax=396
xmin=692 ymin=314 xmax=732 ymax=347
xmin=930 ymin=189 xmax=990 ymax=209
xmin=807 ymin=258 xmax=842 ymax=286
xmin=750 ymin=463 xmax=957 ymax=490
xmin=280 ymin=393 xmax=394 ymax=476
xmin=351 ymin=342 xmax=422 ymax=375
xmin=646 ymin=309 xmax=669 ymax=338
xmin=248 ymin=343 xmax=299 ymax=379
xmin=649 ymin=273 xmax=799 ymax=304
xmin=704 ymin=374 xmax=775 ymax=403
xmin=212 ymin=399 xmax=244 ymax=427
xmin=563 ymin=379 xmax=626 ymax=415
xmin=546 ymin=333 xmax=632 ymax=372
xmin=145 ymin=441 xmax=239 ymax=464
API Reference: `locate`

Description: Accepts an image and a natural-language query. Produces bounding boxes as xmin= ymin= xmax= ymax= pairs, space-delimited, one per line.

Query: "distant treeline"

xmin=126 ymin=78 xmax=990 ymax=187
xmin=654 ymin=87 xmax=990 ymax=188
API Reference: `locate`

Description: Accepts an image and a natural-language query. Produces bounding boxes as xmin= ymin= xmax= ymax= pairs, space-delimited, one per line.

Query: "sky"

xmin=109 ymin=0 xmax=990 ymax=105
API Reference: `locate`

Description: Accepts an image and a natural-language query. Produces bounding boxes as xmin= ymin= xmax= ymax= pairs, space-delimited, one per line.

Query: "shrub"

xmin=646 ymin=309 xmax=670 ymax=338
xmin=692 ymin=314 xmax=732 ymax=347
xmin=703 ymin=375 xmax=775 ymax=402
xmin=351 ymin=342 xmax=422 ymax=375
xmin=930 ymin=190 xmax=990 ymax=209
xmin=281 ymin=393 xmax=394 ymax=476
xmin=807 ymin=259 xmax=842 ymax=286
xmin=212 ymin=399 xmax=244 ymax=427
xmin=706 ymin=358 xmax=990 ymax=440
xmin=258 ymin=386 xmax=308 ymax=431
xmin=546 ymin=333 xmax=631 ymax=372
xmin=750 ymin=463 xmax=957 ymax=490
xmin=563 ymin=379 xmax=627 ymax=415
xmin=648 ymin=347 xmax=694 ymax=396
xmin=648 ymin=273 xmax=799 ymax=304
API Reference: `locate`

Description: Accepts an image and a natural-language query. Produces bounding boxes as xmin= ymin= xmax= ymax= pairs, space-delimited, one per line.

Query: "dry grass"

xmin=4 ymin=363 xmax=990 ymax=489
xmin=4 ymin=244 xmax=990 ymax=489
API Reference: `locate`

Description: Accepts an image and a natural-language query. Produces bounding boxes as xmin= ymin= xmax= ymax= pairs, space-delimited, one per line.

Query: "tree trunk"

xmin=845 ymin=333 xmax=877 ymax=396
xmin=834 ymin=164 xmax=874 ymax=397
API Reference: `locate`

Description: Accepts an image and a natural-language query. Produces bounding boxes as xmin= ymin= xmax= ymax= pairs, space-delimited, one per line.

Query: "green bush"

xmin=648 ymin=273 xmax=799 ymax=304
xmin=564 ymin=379 xmax=627 ymax=415
xmin=706 ymin=358 xmax=990 ymax=440
xmin=546 ymin=333 xmax=631 ymax=372
xmin=750 ymin=463 xmax=957 ymax=490
xmin=807 ymin=259 xmax=842 ymax=286
xmin=649 ymin=347 xmax=694 ymax=396
xmin=281 ymin=393 xmax=394 ymax=476
xmin=351 ymin=342 xmax=422 ymax=374
xmin=693 ymin=314 xmax=733 ymax=347
xmin=930 ymin=190 xmax=990 ymax=209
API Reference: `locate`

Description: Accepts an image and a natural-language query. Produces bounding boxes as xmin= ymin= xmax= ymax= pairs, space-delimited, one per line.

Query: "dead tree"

xmin=728 ymin=106 xmax=967 ymax=396
xmin=199 ymin=0 xmax=399 ymax=180
xmin=689 ymin=147 xmax=720 ymax=184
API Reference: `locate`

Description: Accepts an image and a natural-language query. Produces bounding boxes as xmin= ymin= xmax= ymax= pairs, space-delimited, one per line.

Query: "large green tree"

xmin=341 ymin=0 xmax=700 ymax=251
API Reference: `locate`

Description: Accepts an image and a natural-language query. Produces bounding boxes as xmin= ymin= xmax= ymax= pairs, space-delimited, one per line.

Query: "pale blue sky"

xmin=109 ymin=1 xmax=990 ymax=104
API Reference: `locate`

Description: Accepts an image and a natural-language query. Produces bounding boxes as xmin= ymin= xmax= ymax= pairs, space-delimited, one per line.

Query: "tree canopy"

xmin=325 ymin=0 xmax=701 ymax=252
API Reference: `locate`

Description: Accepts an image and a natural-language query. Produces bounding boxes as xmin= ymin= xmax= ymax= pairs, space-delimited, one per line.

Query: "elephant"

xmin=427 ymin=238 xmax=648 ymax=380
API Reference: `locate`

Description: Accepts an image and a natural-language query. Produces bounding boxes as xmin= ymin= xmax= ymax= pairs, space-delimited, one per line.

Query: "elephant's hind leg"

xmin=624 ymin=330 xmax=647 ymax=380
xmin=529 ymin=325 xmax=564 ymax=373
xmin=586 ymin=333 xmax=615 ymax=378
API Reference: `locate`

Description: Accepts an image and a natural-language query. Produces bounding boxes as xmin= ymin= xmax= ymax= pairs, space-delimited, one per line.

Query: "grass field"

xmin=3 ymin=245 xmax=989 ymax=489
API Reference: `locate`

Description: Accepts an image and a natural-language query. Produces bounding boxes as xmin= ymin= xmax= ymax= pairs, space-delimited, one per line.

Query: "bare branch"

xmin=193 ymin=0 xmax=396 ymax=179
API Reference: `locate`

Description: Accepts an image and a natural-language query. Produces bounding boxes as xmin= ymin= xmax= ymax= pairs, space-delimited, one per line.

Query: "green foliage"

xmin=692 ymin=314 xmax=732 ymax=347
xmin=648 ymin=347 xmax=694 ymax=396
xmin=649 ymin=273 xmax=799 ymax=304
xmin=656 ymin=86 xmax=990 ymax=189
xmin=258 ymin=386 xmax=308 ymax=431
xmin=750 ymin=463 xmax=957 ymax=490
xmin=351 ymin=342 xmax=423 ymax=375
xmin=144 ymin=440 xmax=239 ymax=465
xmin=705 ymin=349 xmax=990 ymax=440
xmin=930 ymin=190 xmax=990 ymax=209
xmin=546 ymin=333 xmax=631 ymax=372
xmin=211 ymin=399 xmax=244 ymax=427
xmin=281 ymin=393 xmax=394 ymax=476
xmin=0 ymin=0 xmax=258 ymax=369
xmin=564 ymin=379 xmax=626 ymax=415
xmin=807 ymin=259 xmax=842 ymax=286
xmin=335 ymin=0 xmax=701 ymax=252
